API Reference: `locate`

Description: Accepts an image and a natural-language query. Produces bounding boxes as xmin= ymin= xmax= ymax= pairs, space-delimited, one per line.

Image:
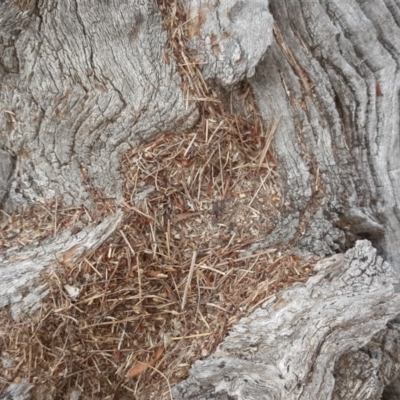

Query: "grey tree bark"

xmin=186 ymin=0 xmax=400 ymax=267
xmin=249 ymin=0 xmax=400 ymax=269
xmin=175 ymin=0 xmax=400 ymax=398
xmin=174 ymin=241 xmax=400 ymax=400
xmin=0 ymin=0 xmax=197 ymax=210
xmin=0 ymin=0 xmax=198 ymax=319
xmin=1 ymin=0 xmax=400 ymax=399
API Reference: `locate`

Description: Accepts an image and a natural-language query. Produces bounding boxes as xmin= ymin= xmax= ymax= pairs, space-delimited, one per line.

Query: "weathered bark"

xmin=187 ymin=0 xmax=400 ymax=269
xmin=1 ymin=0 xmax=400 ymax=398
xmin=0 ymin=382 xmax=32 ymax=400
xmin=0 ymin=210 xmax=122 ymax=319
xmin=249 ymin=0 xmax=400 ymax=269
xmin=0 ymin=0 xmax=198 ymax=327
xmin=0 ymin=382 xmax=80 ymax=400
xmin=0 ymin=0 xmax=197 ymax=210
xmin=333 ymin=318 xmax=400 ymax=399
xmin=174 ymin=0 xmax=400 ymax=397
xmin=174 ymin=241 xmax=400 ymax=399
xmin=185 ymin=0 xmax=274 ymax=86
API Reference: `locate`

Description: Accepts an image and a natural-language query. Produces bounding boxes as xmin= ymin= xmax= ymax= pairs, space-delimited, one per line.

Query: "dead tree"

xmin=1 ymin=0 xmax=400 ymax=398
xmin=174 ymin=241 xmax=400 ymax=399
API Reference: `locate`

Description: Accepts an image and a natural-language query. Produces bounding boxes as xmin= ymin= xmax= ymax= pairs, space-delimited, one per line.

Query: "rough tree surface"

xmin=0 ymin=382 xmax=32 ymax=400
xmin=0 ymin=210 xmax=122 ymax=319
xmin=188 ymin=0 xmax=400 ymax=267
xmin=174 ymin=241 xmax=400 ymax=399
xmin=185 ymin=0 xmax=274 ymax=86
xmin=1 ymin=0 xmax=400 ymax=398
xmin=248 ymin=0 xmax=400 ymax=268
xmin=0 ymin=0 xmax=199 ymax=321
xmin=0 ymin=0 xmax=197 ymax=210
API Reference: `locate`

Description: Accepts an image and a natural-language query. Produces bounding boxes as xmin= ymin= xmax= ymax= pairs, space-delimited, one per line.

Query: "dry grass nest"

xmin=0 ymin=1 xmax=316 ymax=399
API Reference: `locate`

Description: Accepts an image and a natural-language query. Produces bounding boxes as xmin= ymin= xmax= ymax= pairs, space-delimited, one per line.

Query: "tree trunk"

xmin=1 ymin=0 xmax=400 ymax=398
xmin=250 ymin=0 xmax=400 ymax=270
xmin=173 ymin=240 xmax=400 ymax=400
xmin=174 ymin=0 xmax=400 ymax=397
xmin=0 ymin=0 xmax=197 ymax=211
xmin=185 ymin=0 xmax=400 ymax=267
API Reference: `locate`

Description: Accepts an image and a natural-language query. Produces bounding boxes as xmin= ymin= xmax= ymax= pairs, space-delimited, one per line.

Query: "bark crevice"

xmin=174 ymin=241 xmax=400 ymax=400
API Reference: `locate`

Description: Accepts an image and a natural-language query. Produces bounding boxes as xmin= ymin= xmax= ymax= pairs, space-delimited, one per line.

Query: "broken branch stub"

xmin=0 ymin=210 xmax=123 ymax=320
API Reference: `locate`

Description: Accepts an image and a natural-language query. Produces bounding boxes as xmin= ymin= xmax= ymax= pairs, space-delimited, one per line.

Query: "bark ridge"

xmin=174 ymin=241 xmax=400 ymax=399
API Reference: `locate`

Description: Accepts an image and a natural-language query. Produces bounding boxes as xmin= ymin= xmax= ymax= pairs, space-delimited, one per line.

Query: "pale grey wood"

xmin=1 ymin=0 xmax=400 ymax=398
xmin=0 ymin=2 xmax=199 ymax=397
xmin=185 ymin=0 xmax=400 ymax=269
xmin=0 ymin=382 xmax=32 ymax=400
xmin=333 ymin=318 xmax=400 ymax=399
xmin=248 ymin=0 xmax=400 ymax=269
xmin=173 ymin=241 xmax=400 ymax=399
xmin=0 ymin=210 xmax=122 ymax=319
xmin=0 ymin=0 xmax=197 ymax=211
xmin=185 ymin=0 xmax=274 ymax=85
xmin=0 ymin=147 xmax=14 ymax=206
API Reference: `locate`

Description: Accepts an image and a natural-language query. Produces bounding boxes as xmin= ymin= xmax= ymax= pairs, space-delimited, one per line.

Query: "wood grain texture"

xmin=1 ymin=0 xmax=400 ymax=398
xmin=185 ymin=0 xmax=274 ymax=85
xmin=173 ymin=241 xmax=400 ymax=399
xmin=0 ymin=210 xmax=122 ymax=319
xmin=248 ymin=0 xmax=400 ymax=270
xmin=185 ymin=0 xmax=400 ymax=272
xmin=0 ymin=0 xmax=197 ymax=210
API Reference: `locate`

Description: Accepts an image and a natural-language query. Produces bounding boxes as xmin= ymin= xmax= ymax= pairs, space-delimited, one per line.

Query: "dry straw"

xmin=0 ymin=1 xmax=314 ymax=399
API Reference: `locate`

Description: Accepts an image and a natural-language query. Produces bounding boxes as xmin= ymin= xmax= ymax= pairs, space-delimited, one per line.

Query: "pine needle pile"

xmin=0 ymin=1 xmax=315 ymax=399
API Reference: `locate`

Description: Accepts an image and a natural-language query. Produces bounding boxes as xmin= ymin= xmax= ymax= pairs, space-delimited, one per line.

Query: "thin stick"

xmin=183 ymin=133 xmax=197 ymax=157
xmin=123 ymin=201 xmax=155 ymax=221
xmin=120 ymin=230 xmax=141 ymax=301
xmin=84 ymin=257 xmax=103 ymax=279
xmin=120 ymin=230 xmax=136 ymax=257
xmin=248 ymin=173 xmax=270 ymax=207
xmin=166 ymin=219 xmax=171 ymax=258
xmin=236 ymin=255 xmax=260 ymax=285
xmin=137 ymin=255 xmax=142 ymax=302
xmin=171 ymin=332 xmax=211 ymax=340
xmin=145 ymin=364 xmax=173 ymax=400
xmin=181 ymin=251 xmax=197 ymax=310
xmin=258 ymin=116 xmax=281 ymax=168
